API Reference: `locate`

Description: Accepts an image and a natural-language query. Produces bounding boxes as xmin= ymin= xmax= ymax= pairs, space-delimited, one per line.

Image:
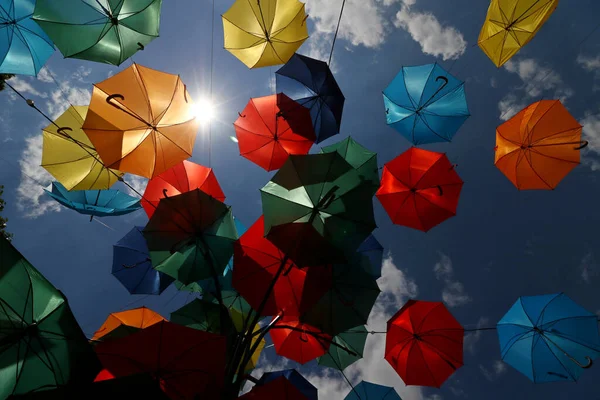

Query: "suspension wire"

xmin=208 ymin=0 xmax=215 ymax=168
xmin=328 ymin=0 xmax=346 ymax=66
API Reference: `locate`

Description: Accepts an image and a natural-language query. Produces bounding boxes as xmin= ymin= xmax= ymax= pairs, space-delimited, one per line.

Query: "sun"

xmin=191 ymin=98 xmax=215 ymax=123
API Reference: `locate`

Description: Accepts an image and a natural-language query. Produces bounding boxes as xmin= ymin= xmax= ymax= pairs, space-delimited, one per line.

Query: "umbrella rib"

xmin=528 ymin=147 xmax=579 ymax=164
xmin=154 ymin=76 xmax=182 ymax=125
xmin=250 ymin=98 xmax=275 ymax=135
xmin=524 ymin=101 xmax=553 ymax=144
xmin=64 ymin=22 xmax=115 ymax=60
xmin=522 ymin=150 xmax=553 ymax=189
xmin=270 ymin=6 xmax=305 ymax=38
xmin=543 ymin=330 xmax=600 ymax=353
xmin=530 ymin=126 xmax=582 ymax=145
xmin=538 ymin=334 xmax=578 ymax=381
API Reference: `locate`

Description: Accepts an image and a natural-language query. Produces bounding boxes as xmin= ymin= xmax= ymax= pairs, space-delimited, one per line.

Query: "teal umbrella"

xmin=318 ymin=326 xmax=368 ymax=370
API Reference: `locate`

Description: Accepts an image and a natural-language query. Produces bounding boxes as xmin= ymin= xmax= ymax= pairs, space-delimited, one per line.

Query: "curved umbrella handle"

xmin=162 ymin=188 xmax=169 ymax=198
xmin=137 ymin=42 xmax=145 ymax=51
xmin=437 ymin=185 xmax=443 ymax=196
xmin=385 ymin=108 xmax=389 ymax=115
xmin=238 ymin=112 xmax=246 ymax=118
xmin=56 ymin=127 xmax=73 ymax=138
xmin=569 ymin=355 xmax=593 ymax=369
xmin=106 ymin=93 xmax=125 ymax=105
xmin=301 ymin=14 xmax=309 ymax=26
xmin=575 ymin=140 xmax=588 ymax=150
xmin=435 ymin=75 xmax=449 ymax=89
xmin=299 ymin=331 xmax=309 ymax=343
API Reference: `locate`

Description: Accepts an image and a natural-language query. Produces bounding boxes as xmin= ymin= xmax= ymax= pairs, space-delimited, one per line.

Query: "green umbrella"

xmin=301 ymin=262 xmax=380 ymax=336
xmin=261 ymin=153 xmax=377 ymax=266
xmin=144 ymin=189 xmax=238 ymax=285
xmin=170 ymin=298 xmax=233 ymax=334
xmin=321 ymin=136 xmax=380 ymax=194
xmin=33 ymin=0 xmax=162 ymax=66
xmin=318 ymin=325 xmax=369 ymax=370
xmin=0 ymin=237 xmax=101 ymax=397
xmin=174 ymin=268 xmax=234 ymax=295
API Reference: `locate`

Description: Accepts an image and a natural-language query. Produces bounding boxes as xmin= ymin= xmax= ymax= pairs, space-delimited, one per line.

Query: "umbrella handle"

xmin=137 ymin=42 xmax=144 ymax=51
xmin=575 ymin=140 xmax=588 ymax=150
xmin=106 ymin=93 xmax=125 ymax=104
xmin=299 ymin=331 xmax=309 ymax=342
xmin=568 ymin=355 xmax=593 ymax=369
xmin=301 ymin=14 xmax=309 ymax=26
xmin=162 ymin=188 xmax=169 ymax=198
xmin=238 ymin=112 xmax=246 ymax=118
xmin=56 ymin=127 xmax=73 ymax=138
xmin=385 ymin=108 xmax=389 ymax=114
xmin=437 ymin=185 xmax=443 ymax=196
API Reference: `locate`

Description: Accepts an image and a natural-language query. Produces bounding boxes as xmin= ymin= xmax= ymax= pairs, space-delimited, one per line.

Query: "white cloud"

xmin=394 ymin=3 xmax=467 ymax=60
xmin=577 ymin=54 xmax=600 ymax=91
xmin=73 ymin=66 xmax=93 ymax=83
xmin=7 ymin=76 xmax=48 ymax=99
xmin=464 ymin=317 xmax=490 ymax=354
xmin=434 ymin=254 xmax=471 ymax=308
xmin=46 ymin=80 xmax=91 ymax=119
xmin=36 ymin=67 xmax=54 ymax=83
xmin=580 ymin=251 xmax=596 ymax=283
xmin=16 ymin=135 xmax=61 ymax=218
xmin=122 ymin=175 xmax=148 ymax=197
xmin=498 ymin=58 xmax=573 ymax=121
xmin=581 ymin=109 xmax=600 ymax=170
xmin=479 ymin=360 xmax=507 ymax=381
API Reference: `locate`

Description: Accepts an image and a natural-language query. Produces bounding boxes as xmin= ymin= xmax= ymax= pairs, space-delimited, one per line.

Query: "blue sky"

xmin=1 ymin=0 xmax=600 ymax=399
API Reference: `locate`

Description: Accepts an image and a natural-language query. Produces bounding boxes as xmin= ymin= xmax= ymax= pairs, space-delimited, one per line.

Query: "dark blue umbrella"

xmin=355 ymin=234 xmax=384 ymax=278
xmin=344 ymin=381 xmax=401 ymax=399
xmin=112 ymin=226 xmax=174 ymax=295
xmin=257 ymin=369 xmax=317 ymax=400
xmin=45 ymin=182 xmax=141 ymax=218
xmin=276 ymin=53 xmax=345 ymax=143
xmin=498 ymin=293 xmax=600 ymax=383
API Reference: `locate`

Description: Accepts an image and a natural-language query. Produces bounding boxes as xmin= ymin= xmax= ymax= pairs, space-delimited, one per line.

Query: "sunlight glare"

xmin=191 ymin=98 xmax=215 ymax=123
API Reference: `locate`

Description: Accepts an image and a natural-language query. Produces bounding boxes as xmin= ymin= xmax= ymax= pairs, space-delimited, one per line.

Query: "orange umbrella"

xmin=495 ymin=100 xmax=586 ymax=190
xmin=92 ymin=306 xmax=166 ymax=341
xmin=83 ymin=64 xmax=199 ymax=179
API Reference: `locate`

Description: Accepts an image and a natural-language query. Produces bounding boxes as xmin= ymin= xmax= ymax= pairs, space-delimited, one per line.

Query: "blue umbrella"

xmin=0 ymin=0 xmax=54 ymax=75
xmin=112 ymin=226 xmax=174 ymax=295
xmin=344 ymin=381 xmax=401 ymax=399
xmin=276 ymin=53 xmax=345 ymax=143
xmin=257 ymin=369 xmax=317 ymax=400
xmin=383 ymin=63 xmax=469 ymax=145
xmin=498 ymin=293 xmax=600 ymax=383
xmin=45 ymin=181 xmax=141 ymax=218
xmin=355 ymin=234 xmax=384 ymax=279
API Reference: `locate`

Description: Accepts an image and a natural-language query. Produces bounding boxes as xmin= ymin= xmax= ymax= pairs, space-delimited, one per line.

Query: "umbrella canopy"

xmin=261 ymin=152 xmax=377 ymax=266
xmin=318 ymin=326 xmax=368 ymax=370
xmin=353 ymin=234 xmax=384 ymax=279
xmin=112 ymin=226 xmax=174 ymax=295
xmin=82 ymin=63 xmax=199 ymax=179
xmin=142 ymin=160 xmax=225 ymax=219
xmin=233 ymin=216 xmax=331 ymax=317
xmin=0 ymin=236 xmax=101 ymax=397
xmin=222 ymin=0 xmax=309 ymax=69
xmin=344 ymin=381 xmax=401 ymax=400
xmin=95 ymin=321 xmax=226 ymax=399
xmin=44 ymin=181 xmax=141 ymax=217
xmin=385 ymin=300 xmax=464 ymax=388
xmin=234 ymin=93 xmax=315 ymax=171
xmin=494 ymin=99 xmax=584 ymax=190
xmin=42 ymin=106 xmax=123 ymax=191
xmin=301 ymin=263 xmax=380 ymax=336
xmin=478 ymin=0 xmax=558 ymax=67
xmin=321 ymin=136 xmax=380 ymax=193
xmin=0 ymin=0 xmax=54 ymax=76
xmin=33 ymin=0 xmax=162 ymax=66
xmin=238 ymin=376 xmax=310 ymax=400
xmin=276 ymin=53 xmax=345 ymax=143
xmin=497 ymin=293 xmax=600 ymax=383
xmin=270 ymin=317 xmax=332 ymax=364
xmin=257 ymin=370 xmax=317 ymax=400
xmin=170 ymin=298 xmax=232 ymax=334
xmin=91 ymin=307 xmax=166 ymax=342
xmin=376 ymin=147 xmax=463 ymax=232
xmin=383 ymin=63 xmax=469 ymax=145
xmin=143 ymin=189 xmax=238 ymax=284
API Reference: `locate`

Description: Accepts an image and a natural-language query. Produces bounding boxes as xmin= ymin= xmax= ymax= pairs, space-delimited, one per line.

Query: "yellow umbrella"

xmin=478 ymin=0 xmax=558 ymax=67
xmin=41 ymin=106 xmax=123 ymax=190
xmin=230 ymin=308 xmax=265 ymax=372
xmin=222 ymin=0 xmax=309 ymax=69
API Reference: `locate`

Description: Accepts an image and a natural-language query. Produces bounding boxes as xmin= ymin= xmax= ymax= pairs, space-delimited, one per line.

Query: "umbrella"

xmin=495 ymin=99 xmax=585 ymax=190
xmin=91 ymin=307 xmax=166 ymax=342
xmin=222 ymin=0 xmax=309 ymax=69
xmin=497 ymin=293 xmax=600 ymax=383
xmin=143 ymin=189 xmax=238 ymax=284
xmin=383 ymin=63 xmax=469 ymax=145
xmin=301 ymin=262 xmax=380 ymax=336
xmin=44 ymin=181 xmax=141 ymax=218
xmin=353 ymin=234 xmax=384 ymax=279
xmin=239 ymin=376 xmax=310 ymax=400
xmin=321 ymin=136 xmax=380 ymax=193
xmin=270 ymin=317 xmax=332 ymax=364
xmin=261 ymin=152 xmax=377 ymax=266
xmin=112 ymin=226 xmax=174 ymax=295
xmin=385 ymin=300 xmax=464 ymax=388
xmin=478 ymin=0 xmax=558 ymax=67
xmin=95 ymin=320 xmax=226 ymax=399
xmin=232 ymin=216 xmax=332 ymax=317
xmin=318 ymin=326 xmax=368 ymax=370
xmin=344 ymin=381 xmax=401 ymax=400
xmin=376 ymin=147 xmax=463 ymax=232
xmin=142 ymin=160 xmax=225 ymax=219
xmin=256 ymin=370 xmax=317 ymax=400
xmin=33 ymin=0 xmax=162 ymax=66
xmin=42 ymin=106 xmax=123 ymax=191
xmin=170 ymin=298 xmax=232 ymax=334
xmin=0 ymin=236 xmax=101 ymax=397
xmin=276 ymin=53 xmax=345 ymax=143
xmin=82 ymin=63 xmax=199 ymax=179
xmin=234 ymin=93 xmax=315 ymax=171
xmin=0 ymin=0 xmax=54 ymax=76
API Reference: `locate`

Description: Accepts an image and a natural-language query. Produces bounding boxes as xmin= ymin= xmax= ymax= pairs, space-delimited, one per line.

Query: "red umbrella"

xmin=232 ymin=216 xmax=332 ymax=317
xmin=141 ymin=160 xmax=225 ymax=219
xmin=94 ymin=321 xmax=226 ymax=399
xmin=376 ymin=147 xmax=463 ymax=232
xmin=385 ymin=300 xmax=464 ymax=388
xmin=234 ymin=93 xmax=315 ymax=171
xmin=270 ymin=317 xmax=332 ymax=364
xmin=238 ymin=376 xmax=309 ymax=399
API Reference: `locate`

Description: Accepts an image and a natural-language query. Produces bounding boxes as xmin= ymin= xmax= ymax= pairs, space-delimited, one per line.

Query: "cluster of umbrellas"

xmin=0 ymin=0 xmax=599 ymax=399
